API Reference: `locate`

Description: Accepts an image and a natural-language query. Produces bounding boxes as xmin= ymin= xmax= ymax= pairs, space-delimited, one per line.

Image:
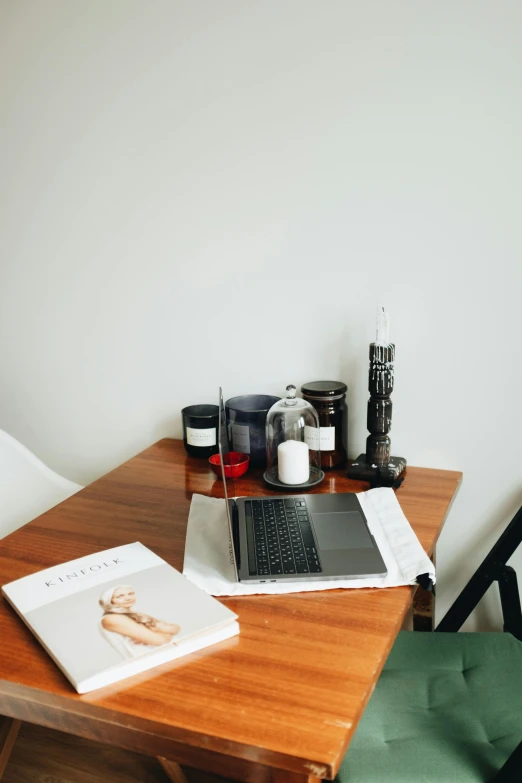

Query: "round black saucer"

xmin=262 ymin=466 xmax=325 ymax=490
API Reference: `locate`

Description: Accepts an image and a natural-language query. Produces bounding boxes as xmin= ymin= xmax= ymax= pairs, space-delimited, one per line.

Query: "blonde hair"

xmin=99 ymin=585 xmax=134 ymax=614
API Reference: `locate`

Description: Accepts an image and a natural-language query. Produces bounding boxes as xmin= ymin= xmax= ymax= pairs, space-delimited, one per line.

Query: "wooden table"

xmin=0 ymin=440 xmax=461 ymax=783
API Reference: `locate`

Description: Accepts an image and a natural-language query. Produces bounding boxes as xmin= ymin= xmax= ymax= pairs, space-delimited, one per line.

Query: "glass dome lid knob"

xmin=284 ymin=385 xmax=298 ymax=406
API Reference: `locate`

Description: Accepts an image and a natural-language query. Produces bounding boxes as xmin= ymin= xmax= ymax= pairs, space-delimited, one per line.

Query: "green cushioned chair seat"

xmin=337 ymin=631 xmax=522 ymax=783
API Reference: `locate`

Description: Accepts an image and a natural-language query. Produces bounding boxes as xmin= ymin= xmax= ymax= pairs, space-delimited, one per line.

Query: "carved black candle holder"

xmin=347 ymin=342 xmax=407 ymax=488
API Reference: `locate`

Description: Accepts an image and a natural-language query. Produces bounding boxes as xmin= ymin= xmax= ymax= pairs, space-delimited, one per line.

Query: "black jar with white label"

xmin=300 ymin=381 xmax=347 ymax=469
xmin=181 ymin=404 xmax=219 ymax=457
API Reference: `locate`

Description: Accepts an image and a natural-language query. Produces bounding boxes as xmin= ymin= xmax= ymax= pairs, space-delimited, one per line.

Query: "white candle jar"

xmin=264 ymin=385 xmax=324 ymax=488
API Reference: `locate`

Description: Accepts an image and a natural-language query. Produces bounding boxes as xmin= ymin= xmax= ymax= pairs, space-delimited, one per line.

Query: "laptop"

xmin=218 ymin=389 xmax=387 ymax=584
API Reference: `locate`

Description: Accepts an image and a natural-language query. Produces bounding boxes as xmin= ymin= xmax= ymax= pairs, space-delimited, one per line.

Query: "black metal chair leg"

xmin=498 ymin=566 xmax=522 ymax=641
xmin=492 ymin=739 xmax=522 ymax=782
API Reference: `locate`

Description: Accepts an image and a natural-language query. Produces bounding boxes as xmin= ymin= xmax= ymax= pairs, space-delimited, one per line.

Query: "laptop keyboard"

xmin=245 ymin=498 xmax=322 ymax=577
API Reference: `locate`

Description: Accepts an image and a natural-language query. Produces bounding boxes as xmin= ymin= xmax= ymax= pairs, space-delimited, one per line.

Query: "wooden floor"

xmin=3 ymin=723 xmax=226 ymax=783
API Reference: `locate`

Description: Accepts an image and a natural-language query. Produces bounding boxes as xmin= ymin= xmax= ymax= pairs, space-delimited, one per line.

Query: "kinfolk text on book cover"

xmin=2 ymin=542 xmax=239 ymax=692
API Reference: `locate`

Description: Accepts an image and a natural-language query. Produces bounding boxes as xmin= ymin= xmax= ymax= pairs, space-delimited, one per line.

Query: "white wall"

xmin=1 ymin=0 xmax=521 ymax=629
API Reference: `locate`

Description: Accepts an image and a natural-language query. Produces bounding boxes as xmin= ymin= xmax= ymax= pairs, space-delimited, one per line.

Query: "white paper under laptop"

xmin=183 ymin=489 xmax=436 ymax=597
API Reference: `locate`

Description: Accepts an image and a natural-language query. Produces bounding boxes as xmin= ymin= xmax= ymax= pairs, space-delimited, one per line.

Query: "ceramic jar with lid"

xmin=300 ymin=381 xmax=347 ymax=469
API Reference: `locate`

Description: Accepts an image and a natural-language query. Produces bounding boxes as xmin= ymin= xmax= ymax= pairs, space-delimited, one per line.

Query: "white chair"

xmin=0 ymin=429 xmax=83 ymax=539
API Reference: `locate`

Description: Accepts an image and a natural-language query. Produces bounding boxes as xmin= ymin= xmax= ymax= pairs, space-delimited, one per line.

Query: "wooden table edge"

xmin=0 ymin=682 xmax=338 ymax=780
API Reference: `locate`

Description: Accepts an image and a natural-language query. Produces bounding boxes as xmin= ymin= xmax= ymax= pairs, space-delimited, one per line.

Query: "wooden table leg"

xmin=0 ymin=717 xmax=21 ymax=780
xmin=158 ymin=758 xmax=191 ymax=783
xmin=413 ymin=552 xmax=436 ymax=632
xmin=271 ymin=773 xmax=321 ymax=783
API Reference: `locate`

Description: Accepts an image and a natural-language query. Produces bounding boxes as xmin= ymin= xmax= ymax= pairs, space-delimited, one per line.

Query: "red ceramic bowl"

xmin=209 ymin=451 xmax=250 ymax=479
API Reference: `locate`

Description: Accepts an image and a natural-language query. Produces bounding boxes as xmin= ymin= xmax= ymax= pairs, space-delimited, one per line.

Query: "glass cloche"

xmin=264 ymin=385 xmax=324 ymax=488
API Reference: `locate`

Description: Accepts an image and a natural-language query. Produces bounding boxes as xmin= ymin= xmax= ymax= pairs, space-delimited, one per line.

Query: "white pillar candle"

xmin=278 ymin=440 xmax=310 ymax=484
xmin=375 ymin=304 xmax=390 ymax=346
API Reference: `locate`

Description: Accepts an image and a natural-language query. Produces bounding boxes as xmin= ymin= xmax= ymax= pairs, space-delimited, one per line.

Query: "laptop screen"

xmin=218 ymin=388 xmax=239 ymax=580
xmin=218 ymin=388 xmax=232 ymax=494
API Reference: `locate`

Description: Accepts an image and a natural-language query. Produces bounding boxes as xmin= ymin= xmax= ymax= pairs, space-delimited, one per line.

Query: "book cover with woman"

xmin=99 ymin=584 xmax=181 ymax=659
xmin=2 ymin=542 xmax=239 ymax=692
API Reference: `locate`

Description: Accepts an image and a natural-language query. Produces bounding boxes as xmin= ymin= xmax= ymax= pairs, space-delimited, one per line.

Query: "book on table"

xmin=1 ymin=541 xmax=239 ymax=693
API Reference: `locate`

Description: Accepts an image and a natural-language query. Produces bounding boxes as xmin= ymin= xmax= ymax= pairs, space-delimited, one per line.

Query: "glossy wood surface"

xmin=0 ymin=440 xmax=462 ymax=780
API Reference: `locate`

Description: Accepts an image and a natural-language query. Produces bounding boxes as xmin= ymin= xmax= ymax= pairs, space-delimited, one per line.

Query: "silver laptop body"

xmin=218 ymin=388 xmax=387 ymax=584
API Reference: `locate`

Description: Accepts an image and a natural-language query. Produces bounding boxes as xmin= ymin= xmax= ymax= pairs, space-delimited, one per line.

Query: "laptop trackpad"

xmin=312 ymin=512 xmax=374 ymax=550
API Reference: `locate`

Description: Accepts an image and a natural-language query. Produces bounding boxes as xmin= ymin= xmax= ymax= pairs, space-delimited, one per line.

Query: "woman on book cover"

xmin=99 ymin=585 xmax=181 ymax=659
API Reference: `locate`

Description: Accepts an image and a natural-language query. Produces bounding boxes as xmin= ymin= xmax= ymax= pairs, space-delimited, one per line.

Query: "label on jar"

xmin=186 ymin=427 xmax=216 ymax=447
xmin=304 ymin=425 xmax=336 ymax=451
xmin=231 ymin=423 xmax=250 ymax=454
